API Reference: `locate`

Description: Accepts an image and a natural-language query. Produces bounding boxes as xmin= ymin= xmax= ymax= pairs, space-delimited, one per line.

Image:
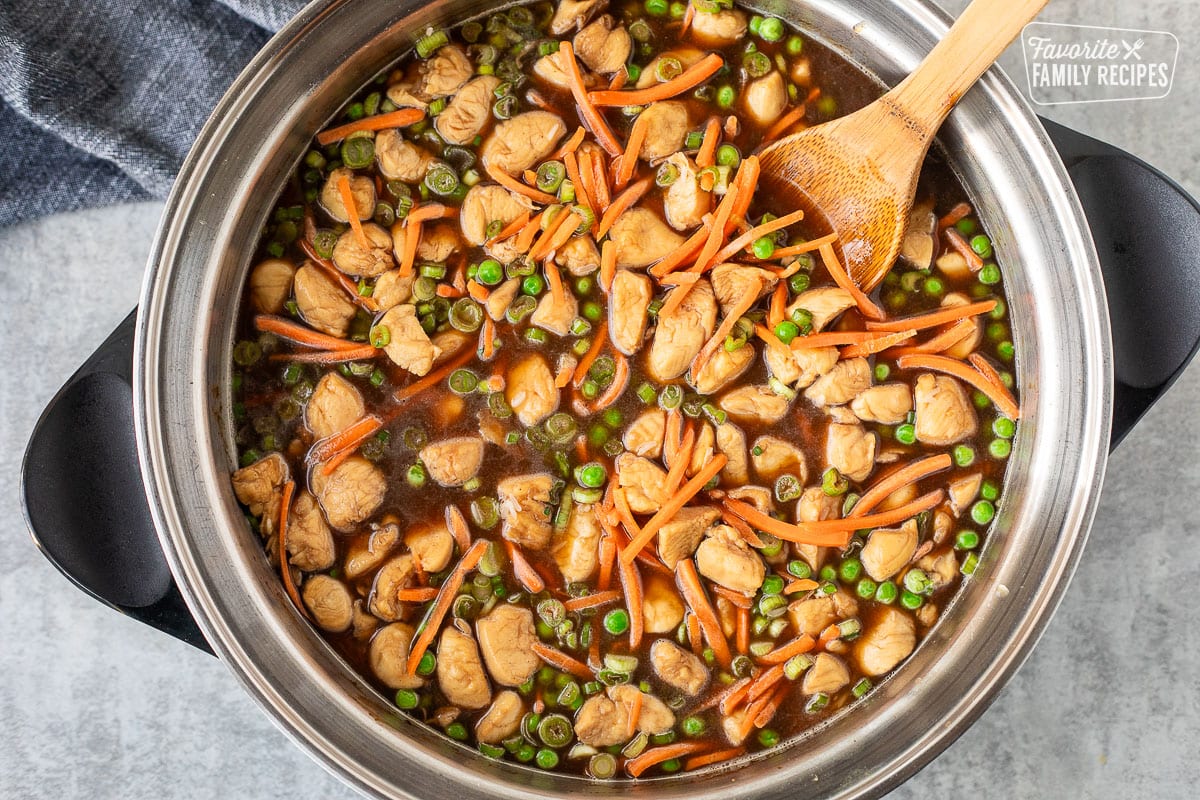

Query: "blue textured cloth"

xmin=0 ymin=1 xmax=306 ymax=227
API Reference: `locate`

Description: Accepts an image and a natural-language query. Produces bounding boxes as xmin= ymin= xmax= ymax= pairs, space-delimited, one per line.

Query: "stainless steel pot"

xmin=21 ymin=0 xmax=1200 ymax=797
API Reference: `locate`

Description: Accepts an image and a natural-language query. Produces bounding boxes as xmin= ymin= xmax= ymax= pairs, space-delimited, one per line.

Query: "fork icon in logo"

xmin=1122 ymin=38 xmax=1146 ymax=60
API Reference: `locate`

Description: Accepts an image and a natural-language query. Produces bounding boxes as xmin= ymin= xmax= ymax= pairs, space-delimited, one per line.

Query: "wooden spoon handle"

xmin=888 ymin=0 xmax=1047 ymax=135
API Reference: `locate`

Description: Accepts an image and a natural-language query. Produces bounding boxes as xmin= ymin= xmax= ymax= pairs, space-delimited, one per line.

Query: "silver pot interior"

xmin=134 ymin=0 xmax=1112 ymax=797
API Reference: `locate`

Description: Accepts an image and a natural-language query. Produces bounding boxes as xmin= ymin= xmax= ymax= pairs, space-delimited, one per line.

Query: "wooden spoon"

xmin=757 ymin=0 xmax=1047 ymax=291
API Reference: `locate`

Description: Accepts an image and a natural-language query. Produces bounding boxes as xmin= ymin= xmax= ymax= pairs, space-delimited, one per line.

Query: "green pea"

xmin=761 ymin=575 xmax=785 ymax=595
xmin=660 ymin=758 xmax=681 ymax=773
xmin=786 ymin=35 xmax=804 ymax=56
xmin=476 ymin=258 xmax=503 ymax=285
xmin=575 ymin=461 xmax=607 ymax=488
xmin=971 ymin=500 xmax=996 ymax=525
xmin=970 ymin=234 xmax=994 ymax=258
xmin=819 ymin=565 xmax=837 ymax=583
xmin=645 ymin=0 xmax=668 ymax=14
xmin=955 ymin=217 xmax=978 ymax=236
xmin=603 ymin=608 xmax=630 ymax=635
xmin=997 ymin=341 xmax=1015 ymax=361
xmin=953 ymin=444 xmax=975 ymax=467
xmin=583 ymin=301 xmax=603 ymax=322
xmin=522 ymin=274 xmax=545 ymax=295
xmin=787 ymin=560 xmax=811 ymax=579
xmin=839 ymin=558 xmax=862 ymax=583
xmin=989 ymin=438 xmax=1011 ymax=458
xmin=993 ymin=416 xmax=1016 ymax=438
xmin=874 ymin=363 xmax=891 ymax=382
xmin=681 ymin=716 xmax=706 ymax=737
xmin=757 ymin=728 xmax=781 ymax=747
xmin=923 ymin=277 xmax=945 ymax=297
xmin=856 ymin=577 xmax=877 ymax=599
xmin=759 ymin=16 xmax=784 ymax=41
xmin=395 ymin=689 xmax=419 ymax=709
xmin=895 ymin=423 xmax=916 ymax=445
xmin=979 ymin=263 xmax=1002 ymax=285
xmin=446 ymin=722 xmax=469 ymax=741
xmin=955 ymin=530 xmax=980 ymax=550
xmin=788 ymin=272 xmax=811 ymax=294
xmin=875 ymin=581 xmax=898 ymax=604
xmin=773 ymin=320 xmax=800 ymax=344
xmin=900 ymin=590 xmax=924 ymax=610
xmin=716 ymin=85 xmax=736 ymax=108
xmin=752 ymin=235 xmax=776 ymax=259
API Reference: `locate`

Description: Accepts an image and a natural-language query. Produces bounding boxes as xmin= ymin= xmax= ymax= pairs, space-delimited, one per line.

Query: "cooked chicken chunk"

xmin=436 ymin=627 xmax=492 ymax=710
xmin=419 ymin=437 xmax=485 ymax=487
xmin=688 ymin=5 xmax=747 ymax=46
xmin=719 ymin=385 xmax=791 ymax=425
xmin=476 ymin=605 xmax=541 ymax=687
xmin=531 ymin=289 xmax=579 ymax=337
xmin=550 ymin=0 xmax=602 ymax=34
xmin=574 ymin=694 xmax=630 ymax=747
xmin=900 ymin=201 xmax=937 ymax=270
xmin=475 ymin=690 xmax=525 ymax=744
xmin=788 ymin=287 xmax=856 ymax=332
xmin=419 ymin=44 xmax=473 ymax=97
xmin=657 ymin=506 xmax=720 ymax=568
xmin=345 ymin=520 xmax=400 ymax=579
xmin=608 ymin=207 xmax=685 ymax=268
xmin=913 ymin=373 xmax=978 ymax=445
xmin=311 ymin=455 xmax=387 ymax=531
xmin=368 ymin=553 xmax=416 ymax=620
xmin=638 ymin=101 xmax=690 ymax=161
xmin=552 ymin=502 xmax=601 ymax=583
xmin=533 ymin=49 xmax=574 ymax=91
xmin=709 ymin=263 xmax=776 ymax=314
xmin=688 ymin=422 xmax=716 ymax=477
xmin=609 ymin=269 xmax=653 ymax=355
xmin=646 ymin=279 xmax=717 ymax=381
xmin=573 ymin=15 xmax=631 ymax=73
xmin=623 ymin=408 xmax=666 ymax=458
xmin=662 ymin=153 xmax=710 ymax=231
xmin=695 ymin=524 xmax=765 ymax=595
xmin=352 ymin=603 xmax=380 ymax=640
xmin=805 ymin=358 xmax=872 ymax=407
xmin=650 ymin=639 xmax=709 ymax=695
xmin=378 ymin=303 xmax=440 ymax=376
xmin=789 ymin=594 xmax=839 ymax=639
xmin=559 ymin=234 xmax=602 ymax=276
xmin=636 ymin=48 xmax=706 ymax=89
xmin=385 ymin=66 xmax=428 ymax=111
xmin=306 ymin=372 xmax=365 ymax=440
xmin=481 ymin=111 xmax=567 ymax=174
xmin=497 ymin=473 xmax=555 ymax=551
xmin=940 ymin=292 xmax=984 ymax=359
xmin=332 ymin=223 xmax=393 ymax=277
xmin=643 ymin=571 xmax=685 ymax=633
xmin=435 ymin=75 xmax=500 ymax=145
xmin=375 ymin=130 xmax=434 ymax=183
xmin=404 ymin=521 xmax=455 ymax=573
xmin=616 ymin=453 xmax=670 ymax=514
xmin=611 ymin=685 xmax=675 ymax=734
xmin=855 ymin=607 xmax=917 ymax=676
xmin=369 ymin=622 xmax=425 ymax=690
xmin=860 ymin=519 xmax=919 ymax=582
xmin=918 ymin=549 xmax=959 ymax=591
xmin=743 ymin=71 xmax=787 ymax=126
xmin=319 ymin=167 xmax=375 ymax=223
xmin=460 ymin=184 xmax=532 ymax=245
xmin=851 ymin=383 xmax=913 ymax=425
xmin=802 ymin=652 xmax=851 ymax=695
xmin=714 ymin=422 xmax=749 ymax=485
xmin=430 ymin=329 xmax=473 ymax=366
xmin=485 ymin=278 xmax=521 ymax=321
xmin=302 ymin=575 xmax=354 ymax=632
xmin=690 ymin=342 xmax=754 ymax=394
xmin=797 ymin=486 xmax=839 ymax=523
xmin=372 ymin=268 xmax=414 ymax=310
xmin=766 ymin=341 xmax=839 ymax=389
xmin=825 ymin=421 xmax=876 ymax=483
xmin=286 ymin=490 xmax=335 ymax=571
xmin=506 ymin=353 xmax=559 ymax=427
xmin=413 ymin=222 xmax=459 ymax=263
xmin=750 ymin=435 xmax=807 ymax=484
xmin=948 ymin=473 xmax=983 ymax=517
xmin=723 ymin=709 xmax=751 ymax=745
xmin=727 ymin=484 xmax=774 ymax=514
xmin=293 ymin=262 xmax=356 ymax=337
xmin=249 ymin=258 xmax=296 ymax=314
xmin=231 ymin=452 xmax=290 ymax=528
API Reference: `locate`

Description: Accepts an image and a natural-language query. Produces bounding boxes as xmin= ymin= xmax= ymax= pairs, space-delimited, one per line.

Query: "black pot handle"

xmin=1040 ymin=117 xmax=1200 ymax=450
xmin=20 ymin=310 xmax=213 ymax=654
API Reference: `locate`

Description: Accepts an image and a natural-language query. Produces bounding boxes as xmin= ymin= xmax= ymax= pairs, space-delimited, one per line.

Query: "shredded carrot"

xmin=542 ymin=214 xmax=582 ymax=261
xmin=270 ymin=344 xmax=379 ymax=364
xmin=408 ymin=203 xmax=457 ymax=223
xmin=675 ymin=558 xmax=733 ymax=669
xmin=600 ymin=239 xmax=618 ymax=293
xmin=591 ymin=351 xmax=630 ymax=411
xmin=663 ymin=424 xmax=697 ymax=495
xmin=589 ymin=54 xmax=724 ymax=106
xmin=758 ymin=633 xmax=816 ymax=665
xmin=398 ymin=221 xmax=422 ymax=279
xmin=789 ymin=330 xmax=883 ymax=349
xmin=479 ymin=315 xmax=497 ymax=361
xmin=394 ymin=587 xmax=441 ymax=603
xmin=719 ymin=677 xmax=754 ymax=715
xmin=562 ymin=590 xmax=622 ymax=612
xmin=688 ymin=182 xmax=741 ymax=274
xmin=597 ymin=535 xmax=617 ymax=592
xmin=866 ymin=299 xmax=997 ymax=333
xmin=663 ymin=407 xmax=683 ymax=465
xmin=886 ymin=318 xmax=976 ymax=357
xmin=736 ymin=606 xmax=750 ymax=654
xmin=393 ymin=347 xmax=475 ymax=402
xmin=839 ymin=329 xmax=916 ymax=358
xmin=487 ymin=164 xmax=558 ymax=204
xmin=659 ymin=272 xmax=702 ymax=286
xmin=709 ymin=208 xmax=807 ymax=267
xmin=308 ymin=414 xmax=385 ymax=468
xmin=405 ymin=539 xmax=488 ymax=675
xmin=445 ymin=504 xmax=472 ymax=553
xmin=945 ymin=228 xmax=985 ymax=271
xmin=723 ymin=490 xmax=945 ymax=547
xmin=626 ymin=689 xmax=643 ymax=738
xmin=626 ymin=742 xmax=711 ymax=778
xmin=684 ymin=747 xmax=745 ymax=772
xmin=692 ymin=281 xmax=761 ymax=376
xmin=686 ymin=611 xmax=704 ymax=657
xmin=647 ymin=225 xmax=708 ymax=277
xmin=529 ymin=209 xmax=577 ymax=262
xmin=487 ymin=210 xmax=530 ymax=243
xmin=695 ymin=117 xmax=722 ymax=168
xmin=543 ymin=257 xmax=567 ymax=309
xmin=711 ymin=584 xmax=752 ymax=609
xmin=968 ymin=352 xmax=1018 ymax=412
xmin=752 ymin=681 xmax=791 ymax=729
xmin=336 ymin=173 xmax=370 ymax=249
xmin=316 ymin=108 xmax=424 ymax=145
xmin=435 ymin=283 xmax=464 ymax=298
xmin=938 ymin=201 xmax=973 ymax=229
xmin=596 ymin=176 xmax=653 ymax=239
xmin=590 ymin=149 xmax=611 ymax=211
xmin=770 ymin=232 xmax=839 ymax=259
xmin=618 ymin=110 xmax=649 ymax=189
xmin=549 ymin=126 xmax=587 ymax=160
xmin=522 ymin=169 xmax=538 ymax=186
xmin=254 ymin=315 xmax=364 ymax=351
xmin=466 ymin=279 xmax=490 ymax=302
xmin=514 ymin=211 xmax=544 ymax=253
xmin=818 ymin=242 xmax=885 ymax=321
xmin=609 ymin=68 xmax=629 ymax=90
xmin=761 ymin=103 xmax=808 ymax=143
xmin=531 ymin=641 xmax=594 ymax=680
xmin=679 ymin=0 xmax=696 ymax=34
xmin=554 ymin=360 xmax=575 ymax=388
xmin=506 ymin=541 xmax=545 ymax=593
xmin=564 ymin=151 xmax=595 ymax=213
xmin=526 ymin=88 xmax=558 ymax=113
xmin=611 ymin=488 xmax=643 ymax=549
xmin=818 ymin=623 xmax=842 ymax=648
xmin=277 ymin=481 xmax=309 ymax=620
xmin=897 ymin=353 xmax=1020 ymax=420
xmin=572 ymin=320 xmax=609 ymax=386
xmin=850 ymin=453 xmax=952 ymax=518
xmin=719 ymin=509 xmax=765 ymax=548
xmin=784 ymin=578 xmax=819 ymax=594
xmin=621 ymin=454 xmax=728 ymax=562
xmin=694 ymin=675 xmax=749 ymax=714
xmin=767 ymin=282 xmax=788 ymax=328
xmin=560 ymin=42 xmax=622 ymax=156
xmin=753 ymin=323 xmax=791 ymax=359
xmin=617 ymin=554 xmax=644 ymax=648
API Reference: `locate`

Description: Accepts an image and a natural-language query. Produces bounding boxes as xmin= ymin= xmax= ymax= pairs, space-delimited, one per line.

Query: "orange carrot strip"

xmin=686 ymin=611 xmax=704 ymax=657
xmin=617 ymin=555 xmax=644 ymax=648
xmin=747 ymin=664 xmax=785 ymax=701
xmin=563 ymin=590 xmax=623 ymax=611
xmin=572 ymin=320 xmax=609 ymax=386
xmin=564 ymin=151 xmax=595 ymax=213
xmin=600 ymin=239 xmax=618 ymax=294
xmin=647 ymin=225 xmax=709 ymax=277
xmin=398 ymin=221 xmax=422 ymax=279
xmin=316 ymin=108 xmax=425 ymax=145
xmin=626 ymin=742 xmax=711 ymax=778
xmin=626 ymin=689 xmax=643 ymax=738
xmin=254 ymin=315 xmax=364 ymax=351
xmin=549 ymin=126 xmax=587 ymax=160
xmin=968 ymin=352 xmax=1019 ymax=414
xmin=710 ymin=208 xmax=807 ymax=267
xmin=542 ymin=214 xmax=582 ymax=261
xmin=609 ymin=68 xmax=629 ymax=90
xmin=663 ymin=424 xmax=697 ymax=495
xmin=620 ymin=454 xmax=728 ymax=563
xmin=617 ymin=110 xmax=649 ymax=189
xmin=818 ymin=242 xmax=885 ymax=321
xmin=545 ymin=257 xmax=567 ymax=308
xmin=885 ymin=318 xmax=976 ymax=357
xmin=590 ymin=150 xmax=611 ymax=211
xmin=610 ymin=488 xmax=643 ymax=551
xmin=589 ymin=54 xmax=724 ymax=106
xmin=393 ymin=347 xmax=475 ymax=402
xmin=723 ymin=490 xmax=945 ymax=548
xmin=897 ymin=353 xmax=1020 ymax=419
xmin=718 ymin=677 xmax=753 ymax=715
xmin=270 ymin=345 xmax=379 ymax=364
xmin=514 ymin=211 xmax=544 ymax=254
xmin=753 ymin=324 xmax=791 ymax=360
xmin=592 ymin=351 xmax=630 ymax=411
xmin=770 ymin=232 xmax=839 ymax=258
xmin=487 ymin=210 xmax=530 ymax=243
xmin=555 ymin=360 xmax=575 ymax=388
xmin=688 ymin=182 xmax=741 ymax=274
xmin=405 ymin=539 xmax=488 ymax=675
xmin=736 ymin=606 xmax=750 ymax=654
xmin=758 ymin=634 xmax=816 ymax=665
xmin=768 ymin=282 xmax=788 ymax=328
xmin=839 ymin=329 xmax=917 ymax=358
xmin=488 ymin=165 xmax=558 ymax=204
xmin=337 ymin=173 xmax=370 ymax=249
xmin=466 ymin=279 xmax=490 ymax=302
xmin=753 ymin=681 xmax=791 ymax=729
xmin=277 ymin=481 xmax=309 ymax=620
xmin=784 ymin=578 xmax=819 ymax=594
xmin=597 ymin=534 xmax=618 ymax=592
xmin=945 ymin=228 xmax=985 ymax=271
xmin=658 ymin=272 xmax=702 ymax=286
xmin=506 ymin=541 xmax=545 ymax=593
xmin=850 ymin=454 xmax=953 ymax=518
xmin=711 ymin=584 xmax=753 ymax=610
xmin=693 ymin=675 xmax=749 ymax=713
xmin=446 ymin=504 xmax=472 ymax=553
xmin=308 ymin=414 xmax=385 ymax=467
xmin=938 ymin=202 xmax=973 ymax=229
xmin=529 ymin=210 xmax=576 ymax=262
xmin=530 ymin=641 xmax=594 ymax=680
xmin=435 ymin=283 xmax=464 ymax=298
xmin=479 ymin=315 xmax=497 ymax=361
xmin=866 ymin=299 xmax=997 ymax=333
xmin=679 ymin=0 xmax=696 ymax=34
xmin=761 ymin=103 xmax=808 ymax=143
xmin=727 ymin=155 xmax=760 ymax=223
xmin=596 ymin=176 xmax=653 ymax=239
xmin=560 ymin=42 xmax=623 ymax=156
xmin=720 ymin=509 xmax=765 ymax=548
xmin=695 ymin=117 xmax=722 ymax=168
xmin=684 ymin=747 xmax=745 ymax=772
xmin=394 ymin=587 xmax=441 ymax=603
xmin=789 ymin=331 xmax=884 ymax=349
xmin=675 ymin=558 xmax=733 ymax=669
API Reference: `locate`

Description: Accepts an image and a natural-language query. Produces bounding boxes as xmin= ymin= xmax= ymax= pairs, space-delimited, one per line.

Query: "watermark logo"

xmin=1022 ymin=22 xmax=1178 ymax=105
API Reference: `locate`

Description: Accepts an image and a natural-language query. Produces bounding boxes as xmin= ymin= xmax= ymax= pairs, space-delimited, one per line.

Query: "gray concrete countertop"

xmin=1 ymin=1 xmax=1197 ymax=797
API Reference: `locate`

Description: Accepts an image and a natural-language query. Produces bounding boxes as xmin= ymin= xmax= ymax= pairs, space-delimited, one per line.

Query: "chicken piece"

xmin=351 ymin=601 xmax=379 ymax=641
xmin=608 ymin=207 xmax=685 ymax=268
xmin=553 ymin=502 xmax=602 ymax=583
xmin=436 ymin=627 xmax=492 ymax=710
xmin=405 ymin=521 xmax=455 ymax=573
xmin=743 ymin=71 xmax=787 ymax=126
xmin=475 ymin=691 xmax=525 ymax=744
xmin=430 ymin=330 xmax=473 ymax=366
xmin=709 ymin=263 xmax=776 ymax=314
xmin=860 ymin=519 xmax=918 ymax=582
xmin=794 ymin=486 xmax=840 ymax=569
xmin=788 ymin=287 xmax=855 ymax=332
xmin=506 ymin=353 xmax=559 ymax=427
xmin=368 ymin=554 xmax=416 ymax=620
xmin=766 ymin=341 xmax=840 ymax=389
xmin=497 ymin=473 xmax=555 ymax=551
xmin=434 ymin=75 xmax=500 ymax=145
xmin=532 ymin=49 xmax=575 ymax=91
xmin=805 ymin=358 xmax=872 ymax=407
xmin=413 ymin=222 xmax=459 ymax=264
xmin=657 ymin=506 xmax=721 ymax=568
xmin=574 ymin=694 xmax=630 ymax=747
xmin=319 ymin=167 xmax=375 ymax=223
xmin=531 ymin=289 xmax=579 ymax=337
xmin=688 ymin=422 xmax=715 ymax=477
xmin=913 ymin=373 xmax=978 ymax=445
xmin=616 ymin=453 xmax=670 ymax=514
xmin=900 ymin=201 xmax=936 ymax=269
xmin=369 ymin=622 xmax=425 ymax=689
xmin=249 ymin=258 xmax=296 ymax=314
xmin=948 ymin=473 xmax=983 ymax=517
xmin=750 ymin=435 xmax=807 ymax=484
xmin=419 ymin=44 xmax=473 ymax=97
xmin=638 ymin=101 xmax=690 ymax=161
xmin=375 ymin=130 xmax=434 ymax=183
xmin=332 ymin=223 xmax=393 ymax=277
xmin=687 ymin=5 xmax=747 ymax=46
xmin=851 ymin=383 xmax=913 ymax=425
xmin=646 ymin=279 xmax=716 ymax=381
xmin=936 ymin=249 xmax=971 ymax=281
xmin=727 ymin=485 xmax=774 ymax=514
xmin=485 ymin=278 xmax=520 ymax=321
xmin=302 ymin=575 xmax=354 ymax=633
xmin=378 ymin=304 xmax=440 ymax=376
xmin=550 ymin=0 xmax=602 ymax=33
xmin=345 ymin=520 xmax=400 ymax=579
xmin=825 ymin=421 xmax=876 ymax=483
xmin=714 ymin=595 xmax=737 ymax=638
xmin=940 ymin=292 xmax=984 ymax=359
xmin=714 ymin=422 xmax=749 ymax=485
xmin=789 ymin=594 xmax=837 ymax=638
xmin=855 ymin=607 xmax=917 ymax=677
xmin=689 ymin=342 xmax=754 ymax=394
xmin=559 ymin=234 xmax=602 ymax=276
xmin=373 ymin=268 xmax=414 ymax=310
xmin=723 ymin=709 xmax=751 ymax=745
xmin=305 ymin=372 xmax=365 ymax=440
xmin=476 ymin=605 xmax=541 ymax=687
xmin=918 ymin=549 xmax=960 ymax=591
xmin=719 ymin=385 xmax=792 ymax=425
xmin=385 ymin=65 xmax=428 ymax=111
xmin=460 ymin=184 xmax=532 ymax=245
xmin=623 ymin=408 xmax=666 ymax=458
xmin=610 ymin=685 xmax=674 ymax=734
xmin=293 ymin=263 xmax=356 ymax=337
xmin=695 ymin=524 xmax=765 ymax=595
xmin=661 ymin=153 xmax=710 ymax=231
xmin=311 ymin=455 xmax=387 ymax=531
xmin=562 ymin=18 xmax=624 ymax=78
xmin=932 ymin=509 xmax=954 ymax=544
xmin=481 ymin=111 xmax=567 ymax=175
xmin=419 ymin=437 xmax=485 ymax=487
xmin=231 ymin=452 xmax=289 ymax=525
xmin=642 ymin=571 xmax=685 ymax=633
xmin=650 ymin=639 xmax=709 ymax=696
xmin=286 ymin=490 xmax=335 ymax=571
xmin=609 ymin=269 xmax=653 ymax=354
xmin=636 ymin=47 xmax=706 ymax=88
xmin=801 ymin=652 xmax=851 ymax=695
